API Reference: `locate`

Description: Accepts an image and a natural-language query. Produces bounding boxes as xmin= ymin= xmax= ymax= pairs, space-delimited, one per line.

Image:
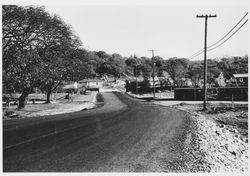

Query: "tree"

xmin=207 ymin=59 xmax=221 ymax=84
xmin=3 ymin=5 xmax=81 ymax=108
xmin=36 ymin=15 xmax=81 ymax=103
xmin=3 ymin=6 xmax=48 ymax=108
xmin=153 ymin=56 xmax=164 ymax=76
xmin=218 ymin=56 xmax=248 ymax=79
xmin=125 ymin=55 xmax=141 ymax=77
xmin=95 ymin=50 xmax=110 ymax=60
xmin=98 ymin=54 xmax=126 ymax=77
xmin=187 ymin=61 xmax=203 ymax=87
xmin=164 ymin=58 xmax=189 ymax=87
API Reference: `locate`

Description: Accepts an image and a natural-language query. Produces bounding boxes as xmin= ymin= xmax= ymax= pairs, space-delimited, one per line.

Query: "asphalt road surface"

xmin=3 ymin=92 xmax=191 ymax=172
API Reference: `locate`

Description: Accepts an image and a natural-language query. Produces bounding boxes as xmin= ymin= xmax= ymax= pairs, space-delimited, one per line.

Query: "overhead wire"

xmin=188 ymin=12 xmax=248 ymax=60
xmin=207 ymin=12 xmax=248 ymax=49
xmin=207 ymin=19 xmax=248 ymax=52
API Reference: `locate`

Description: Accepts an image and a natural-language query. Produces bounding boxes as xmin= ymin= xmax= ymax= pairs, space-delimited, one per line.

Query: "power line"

xmin=189 ymin=48 xmax=204 ymax=59
xmin=207 ymin=12 xmax=248 ymax=49
xmin=191 ymin=19 xmax=248 ymax=59
xmin=207 ymin=19 xmax=248 ymax=52
xmin=189 ymin=12 xmax=248 ymax=60
xmin=189 ymin=50 xmax=204 ymax=60
xmin=190 ymin=12 xmax=248 ymax=59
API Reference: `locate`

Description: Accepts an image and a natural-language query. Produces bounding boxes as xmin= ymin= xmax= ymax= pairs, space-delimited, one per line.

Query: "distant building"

xmin=148 ymin=76 xmax=161 ymax=88
xmin=102 ymin=74 xmax=116 ymax=82
xmin=62 ymin=82 xmax=80 ymax=93
xmin=78 ymin=79 xmax=104 ymax=89
xmin=233 ymin=73 xmax=248 ymax=86
xmin=115 ymin=79 xmax=126 ymax=87
xmin=62 ymin=82 xmax=77 ymax=89
xmin=216 ymin=72 xmax=226 ymax=87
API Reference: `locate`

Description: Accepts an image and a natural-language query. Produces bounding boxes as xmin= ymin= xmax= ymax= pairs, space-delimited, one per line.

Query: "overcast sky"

xmin=3 ymin=0 xmax=249 ymax=60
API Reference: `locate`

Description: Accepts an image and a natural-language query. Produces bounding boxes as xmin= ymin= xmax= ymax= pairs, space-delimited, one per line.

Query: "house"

xmin=78 ymin=79 xmax=104 ymax=89
xmin=233 ymin=73 xmax=248 ymax=86
xmin=62 ymin=82 xmax=78 ymax=89
xmin=216 ymin=72 xmax=226 ymax=87
xmin=62 ymin=82 xmax=80 ymax=93
xmin=148 ymin=76 xmax=161 ymax=88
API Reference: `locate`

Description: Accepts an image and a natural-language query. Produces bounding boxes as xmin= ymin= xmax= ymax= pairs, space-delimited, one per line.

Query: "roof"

xmin=62 ymin=84 xmax=76 ymax=89
xmin=233 ymin=74 xmax=248 ymax=78
xmin=63 ymin=82 xmax=84 ymax=89
xmin=79 ymin=79 xmax=104 ymax=83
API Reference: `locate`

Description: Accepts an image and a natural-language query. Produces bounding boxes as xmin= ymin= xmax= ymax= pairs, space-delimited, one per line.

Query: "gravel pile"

xmin=173 ymin=105 xmax=248 ymax=172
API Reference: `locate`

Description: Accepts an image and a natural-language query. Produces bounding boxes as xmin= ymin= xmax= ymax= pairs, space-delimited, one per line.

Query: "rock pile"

xmin=185 ymin=110 xmax=248 ymax=172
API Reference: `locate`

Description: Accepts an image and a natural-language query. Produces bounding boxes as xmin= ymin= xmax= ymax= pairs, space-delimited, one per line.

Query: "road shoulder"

xmin=156 ymin=101 xmax=248 ymax=172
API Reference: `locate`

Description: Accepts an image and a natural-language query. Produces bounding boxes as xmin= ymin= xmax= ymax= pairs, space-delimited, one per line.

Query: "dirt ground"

xmin=127 ymin=91 xmax=174 ymax=99
xmin=157 ymin=101 xmax=248 ymax=172
xmin=3 ymin=92 xmax=98 ymax=119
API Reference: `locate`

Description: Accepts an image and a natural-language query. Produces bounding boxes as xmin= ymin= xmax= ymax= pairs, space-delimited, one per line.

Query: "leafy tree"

xmin=164 ymin=58 xmax=189 ymax=86
xmin=153 ymin=56 xmax=164 ymax=76
xmin=3 ymin=5 xmax=81 ymax=108
xmin=218 ymin=56 xmax=248 ymax=79
xmin=36 ymin=16 xmax=81 ymax=103
xmin=125 ymin=55 xmax=141 ymax=76
xmin=98 ymin=53 xmax=126 ymax=77
xmin=95 ymin=50 xmax=110 ymax=60
xmin=186 ymin=61 xmax=203 ymax=87
xmin=3 ymin=5 xmax=49 ymax=108
xmin=207 ymin=59 xmax=221 ymax=84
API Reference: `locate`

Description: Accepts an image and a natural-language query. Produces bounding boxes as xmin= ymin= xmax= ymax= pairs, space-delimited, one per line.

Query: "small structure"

xmin=233 ymin=73 xmax=248 ymax=86
xmin=78 ymin=79 xmax=104 ymax=90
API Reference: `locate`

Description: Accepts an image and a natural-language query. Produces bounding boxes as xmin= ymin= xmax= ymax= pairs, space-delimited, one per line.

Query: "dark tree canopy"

xmin=3 ymin=5 xmax=82 ymax=107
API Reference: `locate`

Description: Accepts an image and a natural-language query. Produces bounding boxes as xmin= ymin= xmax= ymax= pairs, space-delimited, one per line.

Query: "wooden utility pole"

xmin=134 ymin=64 xmax=139 ymax=94
xmin=196 ymin=14 xmax=216 ymax=110
xmin=148 ymin=49 xmax=157 ymax=97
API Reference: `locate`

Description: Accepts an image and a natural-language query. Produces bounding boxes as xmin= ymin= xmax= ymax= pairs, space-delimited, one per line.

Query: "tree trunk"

xmin=46 ymin=89 xmax=52 ymax=104
xmin=18 ymin=89 xmax=30 ymax=109
xmin=45 ymin=81 xmax=61 ymax=104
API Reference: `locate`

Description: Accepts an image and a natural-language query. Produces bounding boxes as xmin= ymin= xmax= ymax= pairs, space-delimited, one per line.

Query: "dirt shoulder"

xmin=3 ymin=91 xmax=98 ymax=119
xmin=126 ymin=91 xmax=174 ymax=99
xmin=156 ymin=101 xmax=248 ymax=172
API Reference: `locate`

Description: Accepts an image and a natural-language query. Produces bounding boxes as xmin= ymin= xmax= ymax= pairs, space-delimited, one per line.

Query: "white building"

xmin=78 ymin=79 xmax=104 ymax=89
xmin=148 ymin=76 xmax=161 ymax=88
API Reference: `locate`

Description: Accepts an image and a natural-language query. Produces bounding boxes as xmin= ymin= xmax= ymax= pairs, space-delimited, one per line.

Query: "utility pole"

xmin=148 ymin=49 xmax=157 ymax=97
xmin=134 ymin=64 xmax=139 ymax=94
xmin=196 ymin=14 xmax=216 ymax=110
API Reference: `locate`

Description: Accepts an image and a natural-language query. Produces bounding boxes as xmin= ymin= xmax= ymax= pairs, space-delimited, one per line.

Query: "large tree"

xmin=218 ymin=55 xmax=248 ymax=79
xmin=164 ymin=57 xmax=189 ymax=86
xmin=97 ymin=53 xmax=126 ymax=77
xmin=36 ymin=14 xmax=81 ymax=103
xmin=3 ymin=5 xmax=81 ymax=108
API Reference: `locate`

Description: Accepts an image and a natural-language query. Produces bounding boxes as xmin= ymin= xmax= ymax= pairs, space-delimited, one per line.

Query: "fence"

xmin=174 ymin=87 xmax=248 ymax=101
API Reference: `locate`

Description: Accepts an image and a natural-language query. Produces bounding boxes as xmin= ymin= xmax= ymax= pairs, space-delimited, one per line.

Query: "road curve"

xmin=3 ymin=92 xmax=191 ymax=172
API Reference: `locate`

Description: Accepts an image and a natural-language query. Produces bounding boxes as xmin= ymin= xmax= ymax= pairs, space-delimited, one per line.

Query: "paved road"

xmin=3 ymin=92 xmax=191 ymax=172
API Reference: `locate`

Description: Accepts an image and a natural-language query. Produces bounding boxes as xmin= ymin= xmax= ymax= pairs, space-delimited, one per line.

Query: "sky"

xmin=2 ymin=0 xmax=249 ymax=60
